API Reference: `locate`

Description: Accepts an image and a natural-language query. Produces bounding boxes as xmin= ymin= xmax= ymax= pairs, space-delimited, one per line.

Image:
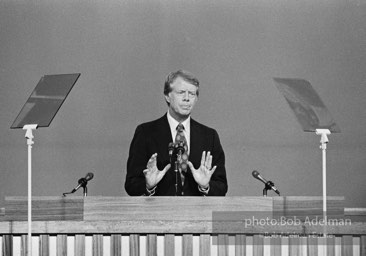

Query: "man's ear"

xmin=164 ymin=94 xmax=170 ymax=104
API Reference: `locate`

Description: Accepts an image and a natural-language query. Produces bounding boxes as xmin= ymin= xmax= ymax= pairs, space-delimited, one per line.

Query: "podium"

xmin=1 ymin=196 xmax=365 ymax=256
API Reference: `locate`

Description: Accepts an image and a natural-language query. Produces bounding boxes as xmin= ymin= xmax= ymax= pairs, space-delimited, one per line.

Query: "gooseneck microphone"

xmin=71 ymin=172 xmax=94 ymax=193
xmin=252 ymin=170 xmax=280 ymax=195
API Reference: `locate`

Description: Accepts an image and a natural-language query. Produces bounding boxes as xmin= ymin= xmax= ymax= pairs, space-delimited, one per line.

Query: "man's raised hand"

xmin=143 ymin=153 xmax=171 ymax=189
xmin=188 ymin=151 xmax=216 ymax=189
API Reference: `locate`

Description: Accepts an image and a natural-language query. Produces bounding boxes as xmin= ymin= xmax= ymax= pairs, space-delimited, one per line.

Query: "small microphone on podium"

xmin=252 ymin=170 xmax=280 ymax=195
xmin=71 ymin=172 xmax=94 ymax=193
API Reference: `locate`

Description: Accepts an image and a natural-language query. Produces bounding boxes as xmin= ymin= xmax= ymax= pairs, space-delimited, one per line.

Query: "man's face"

xmin=165 ymin=77 xmax=198 ymax=122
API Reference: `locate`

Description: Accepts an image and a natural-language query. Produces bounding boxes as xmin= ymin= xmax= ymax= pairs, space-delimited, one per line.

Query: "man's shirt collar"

xmin=167 ymin=111 xmax=190 ymax=132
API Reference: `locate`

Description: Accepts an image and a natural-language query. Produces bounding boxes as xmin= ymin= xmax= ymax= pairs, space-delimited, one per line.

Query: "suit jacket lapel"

xmin=157 ymin=114 xmax=173 ymax=163
xmin=189 ymin=118 xmax=203 ymax=167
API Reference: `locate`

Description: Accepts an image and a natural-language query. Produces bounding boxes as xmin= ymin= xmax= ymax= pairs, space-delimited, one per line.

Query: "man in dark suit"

xmin=125 ymin=70 xmax=227 ymax=196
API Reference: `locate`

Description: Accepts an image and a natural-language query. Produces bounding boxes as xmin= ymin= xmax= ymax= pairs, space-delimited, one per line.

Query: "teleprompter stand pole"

xmin=23 ymin=124 xmax=38 ymax=256
xmin=316 ymin=128 xmax=331 ymax=239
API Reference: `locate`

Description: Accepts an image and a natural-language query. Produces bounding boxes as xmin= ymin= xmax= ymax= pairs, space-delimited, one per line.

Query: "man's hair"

xmin=163 ymin=69 xmax=200 ymax=97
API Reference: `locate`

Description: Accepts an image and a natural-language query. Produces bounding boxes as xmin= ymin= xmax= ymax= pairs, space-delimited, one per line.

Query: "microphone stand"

xmin=174 ymin=153 xmax=183 ymax=196
xmin=82 ymin=183 xmax=88 ymax=197
xmin=171 ymin=142 xmax=185 ymax=196
xmin=316 ymin=128 xmax=331 ymax=238
xmin=169 ymin=150 xmax=179 ymax=196
xmin=174 ymin=159 xmax=179 ymax=196
xmin=23 ymin=124 xmax=38 ymax=256
xmin=63 ymin=178 xmax=89 ymax=197
xmin=262 ymin=181 xmax=277 ymax=197
xmin=76 ymin=177 xmax=89 ymax=197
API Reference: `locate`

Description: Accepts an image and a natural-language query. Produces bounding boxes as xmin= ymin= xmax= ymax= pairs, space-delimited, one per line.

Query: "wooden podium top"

xmin=2 ymin=196 xmax=345 ymax=221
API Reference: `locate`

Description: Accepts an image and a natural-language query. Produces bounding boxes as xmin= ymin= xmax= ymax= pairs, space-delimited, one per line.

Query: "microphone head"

xmin=252 ymin=170 xmax=268 ymax=184
xmin=252 ymin=170 xmax=260 ymax=178
xmin=175 ymin=141 xmax=185 ymax=154
xmin=168 ymin=142 xmax=175 ymax=156
xmin=85 ymin=172 xmax=94 ymax=181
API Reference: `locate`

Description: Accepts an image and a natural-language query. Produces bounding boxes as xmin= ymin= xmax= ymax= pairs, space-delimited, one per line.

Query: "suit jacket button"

xmin=181 ymin=192 xmax=184 ymax=195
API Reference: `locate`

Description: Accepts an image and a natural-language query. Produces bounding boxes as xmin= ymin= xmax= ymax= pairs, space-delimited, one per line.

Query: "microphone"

xmin=71 ymin=172 xmax=94 ymax=193
xmin=252 ymin=170 xmax=280 ymax=195
xmin=168 ymin=142 xmax=175 ymax=157
xmin=175 ymin=141 xmax=185 ymax=155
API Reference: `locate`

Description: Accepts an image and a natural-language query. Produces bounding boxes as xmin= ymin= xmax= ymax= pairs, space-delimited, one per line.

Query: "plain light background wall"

xmin=1 ymin=0 xmax=365 ymax=207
